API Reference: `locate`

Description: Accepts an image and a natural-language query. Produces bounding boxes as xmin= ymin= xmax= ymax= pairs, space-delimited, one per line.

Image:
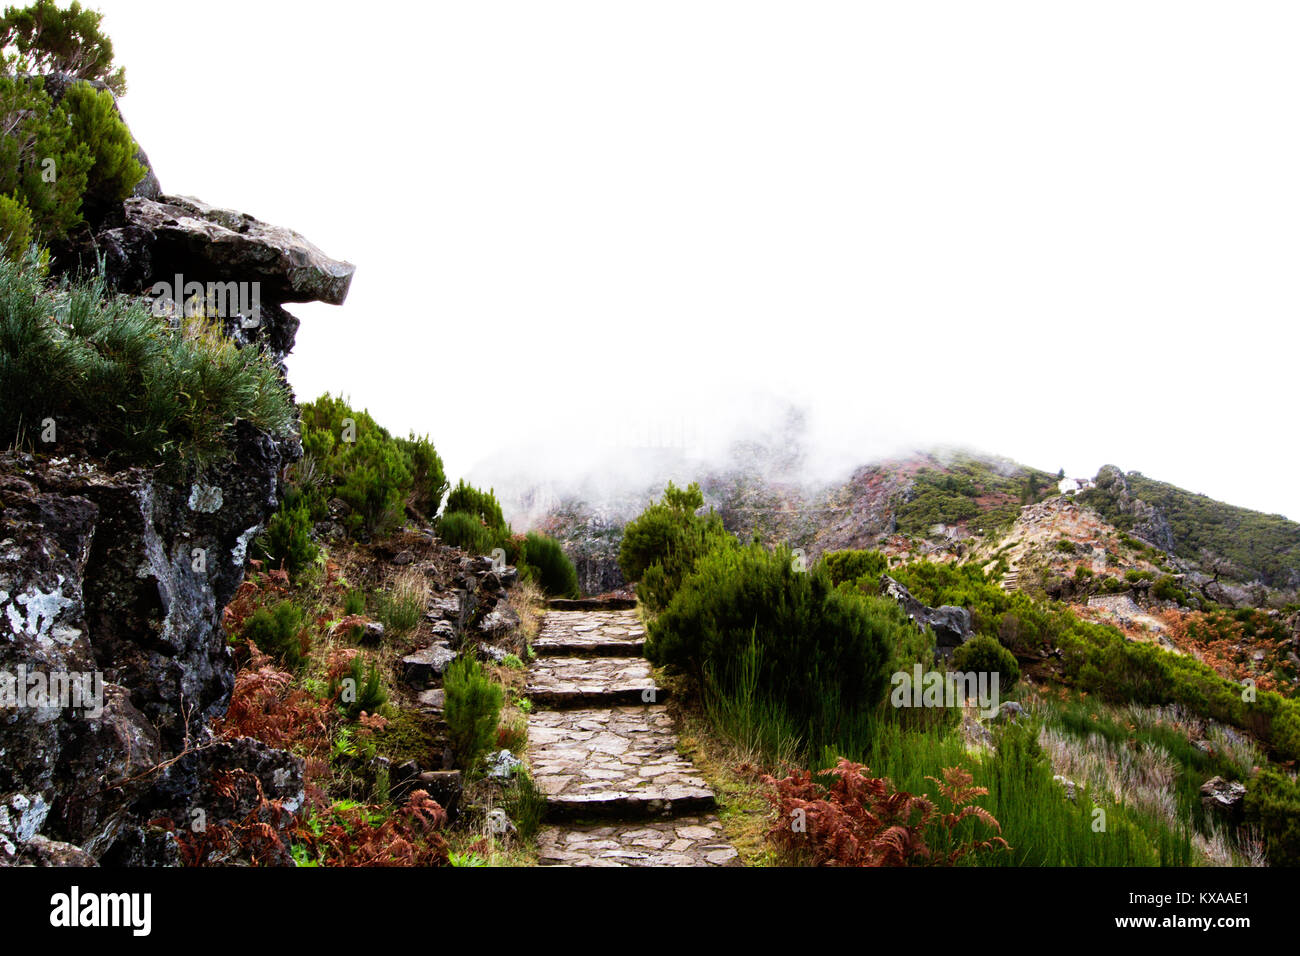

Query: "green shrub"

xmin=0 ymin=253 xmax=294 ymax=468
xmin=647 ymin=544 xmax=900 ymax=755
xmin=444 ymin=479 xmax=506 ymax=532
xmin=60 ymin=81 xmax=144 ymax=204
xmin=337 ymin=430 xmax=412 ymax=536
xmin=952 ymin=635 xmax=1020 ymax=689
xmin=397 ymin=433 xmax=448 ymax=520
xmin=0 ymin=194 xmax=32 ymax=261
xmin=521 ymin=532 xmax=579 ymax=598
xmin=242 ymin=601 xmax=308 ymax=669
xmin=253 ymin=495 xmax=318 ymax=578
xmin=1244 ymin=768 xmax=1300 ymax=867
xmin=0 ymin=46 xmax=142 ymax=245
xmin=438 ymin=510 xmax=499 ymax=555
xmin=821 ymin=548 xmax=888 ymax=587
xmin=1151 ymin=575 xmax=1190 ymax=605
xmin=298 ymin=395 xmax=448 ymax=538
xmin=0 ymin=74 xmax=93 ymax=244
xmin=1 ymin=0 xmax=127 ymax=94
xmin=343 ymin=588 xmax=366 ymax=616
xmin=443 ymin=655 xmax=503 ymax=770
xmin=331 ymin=653 xmax=388 ymax=720
xmin=618 ymin=481 xmax=736 ymax=611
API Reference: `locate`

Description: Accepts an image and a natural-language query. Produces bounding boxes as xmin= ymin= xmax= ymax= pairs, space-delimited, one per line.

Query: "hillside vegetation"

xmin=620 ymin=470 xmax=1300 ymax=868
xmin=1082 ymin=468 xmax=1300 ymax=588
xmin=893 ymin=453 xmax=1058 ymax=536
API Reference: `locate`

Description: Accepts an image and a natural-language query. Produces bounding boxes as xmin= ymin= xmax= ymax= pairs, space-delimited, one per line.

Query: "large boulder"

xmin=879 ymin=574 xmax=973 ymax=651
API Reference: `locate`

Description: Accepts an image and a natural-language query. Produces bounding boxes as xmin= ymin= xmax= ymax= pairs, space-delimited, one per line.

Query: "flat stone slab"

xmin=536 ymin=816 xmax=740 ymax=867
xmin=527 ymin=706 xmax=715 ymax=818
xmin=401 ymin=642 xmax=455 ymax=688
xmin=525 ymin=657 xmax=663 ymax=708
xmin=533 ymin=609 xmax=646 ymax=657
xmin=415 ymin=688 xmax=444 ymax=714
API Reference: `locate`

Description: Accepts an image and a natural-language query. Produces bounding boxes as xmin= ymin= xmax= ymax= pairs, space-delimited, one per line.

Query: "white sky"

xmin=94 ymin=1 xmax=1300 ymax=519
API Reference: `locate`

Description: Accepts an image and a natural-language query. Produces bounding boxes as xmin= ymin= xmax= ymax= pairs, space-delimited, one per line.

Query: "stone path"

xmin=526 ymin=606 xmax=739 ymax=867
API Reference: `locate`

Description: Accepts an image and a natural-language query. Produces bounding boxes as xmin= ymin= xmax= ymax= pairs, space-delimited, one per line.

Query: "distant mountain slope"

xmin=1080 ymin=466 xmax=1300 ymax=589
xmin=801 ymin=451 xmax=1057 ymax=558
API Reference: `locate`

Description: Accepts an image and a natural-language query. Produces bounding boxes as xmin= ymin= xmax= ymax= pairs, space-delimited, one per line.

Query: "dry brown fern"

xmin=762 ymin=758 xmax=1008 ymax=866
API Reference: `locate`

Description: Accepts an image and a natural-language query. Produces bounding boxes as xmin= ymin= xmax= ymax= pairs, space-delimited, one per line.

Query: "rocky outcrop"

xmin=402 ymin=553 xmax=527 ymax=693
xmin=1091 ymin=466 xmax=1176 ymax=554
xmin=42 ymin=75 xmax=354 ymax=372
xmin=0 ymin=88 xmax=351 ymax=864
xmin=0 ymin=412 xmax=314 ymax=866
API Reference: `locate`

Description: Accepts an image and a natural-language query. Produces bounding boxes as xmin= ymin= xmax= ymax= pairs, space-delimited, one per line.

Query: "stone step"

xmin=527 ymin=706 xmax=715 ymax=819
xmin=536 ymin=817 xmax=739 ymax=867
xmin=531 ymin=608 xmax=646 ymax=657
xmin=525 ymin=657 xmax=665 ymax=708
xmin=547 ymin=597 xmax=637 ymax=611
xmin=533 ymin=638 xmax=645 ymax=658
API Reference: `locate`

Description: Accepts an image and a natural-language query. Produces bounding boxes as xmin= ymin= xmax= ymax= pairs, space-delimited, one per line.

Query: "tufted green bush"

xmin=647 ymin=544 xmax=901 ymax=755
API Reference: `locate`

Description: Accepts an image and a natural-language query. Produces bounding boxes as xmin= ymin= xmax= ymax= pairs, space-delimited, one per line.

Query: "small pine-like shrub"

xmin=343 ymin=589 xmax=366 ymax=616
xmin=443 ymin=654 xmax=503 ymax=770
xmin=397 ymin=433 xmax=448 ymax=520
xmin=521 ymin=532 xmax=579 ymax=598
xmin=444 ymin=480 xmax=507 ymax=532
xmin=253 ymin=496 xmax=318 ymax=578
xmin=242 ymin=601 xmax=308 ymax=670
xmin=438 ymin=510 xmax=499 ymax=555
xmin=332 ymin=653 xmax=388 ymax=720
xmin=60 ymin=81 xmax=144 ymax=207
xmin=951 ymin=635 xmax=1020 ymax=689
xmin=0 ymin=75 xmax=92 ymax=244
xmin=336 ymin=430 xmax=412 ymax=536
xmin=0 ymin=195 xmax=33 ymax=261
xmin=297 ymin=394 xmax=450 ymax=539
